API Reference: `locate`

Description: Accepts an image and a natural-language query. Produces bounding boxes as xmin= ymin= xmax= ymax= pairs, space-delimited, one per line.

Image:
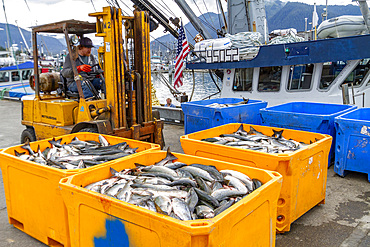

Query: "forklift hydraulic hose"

xmin=91 ymin=105 xmax=112 ymax=118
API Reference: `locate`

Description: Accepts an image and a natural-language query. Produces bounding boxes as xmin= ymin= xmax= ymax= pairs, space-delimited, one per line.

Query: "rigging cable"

xmin=150 ymin=35 xmax=173 ymax=51
xmin=199 ymin=17 xmax=217 ymax=32
xmin=160 ymin=0 xmax=176 ymax=17
xmin=215 ymin=0 xmax=223 ymax=31
xmin=114 ymin=0 xmax=121 ymax=9
xmin=23 ymin=0 xmax=31 ymax=12
xmin=150 ymin=0 xmax=171 ymax=19
xmin=191 ymin=0 xmax=217 ymax=32
xmin=1 ymin=0 xmax=27 ymax=94
xmin=90 ymin=0 xmax=96 ymax=11
xmin=118 ymin=0 xmax=132 ymax=16
xmin=183 ymin=25 xmax=196 ymax=41
xmin=201 ymin=0 xmax=216 ymax=29
xmin=105 ymin=0 xmax=114 ymax=7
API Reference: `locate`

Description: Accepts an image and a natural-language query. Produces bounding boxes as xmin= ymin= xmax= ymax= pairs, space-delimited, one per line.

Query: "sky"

xmin=0 ymin=0 xmax=359 ymax=43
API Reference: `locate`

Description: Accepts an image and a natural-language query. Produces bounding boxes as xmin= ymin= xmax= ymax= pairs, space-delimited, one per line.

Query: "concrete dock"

xmin=0 ymin=99 xmax=369 ymax=246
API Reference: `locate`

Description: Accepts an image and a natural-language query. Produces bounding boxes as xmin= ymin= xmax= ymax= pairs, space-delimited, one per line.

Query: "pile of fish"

xmin=201 ymin=124 xmax=312 ymax=154
xmin=15 ymin=135 xmax=138 ymax=169
xmin=85 ymin=149 xmax=263 ymax=221
xmin=206 ymin=98 xmax=249 ymax=108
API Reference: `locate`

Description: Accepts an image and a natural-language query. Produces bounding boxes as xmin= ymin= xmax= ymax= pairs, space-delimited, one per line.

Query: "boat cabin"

xmin=187 ymin=34 xmax=370 ymax=107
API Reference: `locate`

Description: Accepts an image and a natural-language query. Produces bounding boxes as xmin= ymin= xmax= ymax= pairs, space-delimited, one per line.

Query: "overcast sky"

xmin=0 ymin=0 xmax=358 ymax=42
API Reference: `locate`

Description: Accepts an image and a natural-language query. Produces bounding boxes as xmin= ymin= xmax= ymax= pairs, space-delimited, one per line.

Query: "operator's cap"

xmin=80 ymin=37 xmax=94 ymax=48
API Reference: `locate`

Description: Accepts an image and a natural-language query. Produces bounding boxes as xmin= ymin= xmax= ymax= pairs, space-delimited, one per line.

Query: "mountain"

xmin=268 ymin=2 xmax=361 ymax=31
xmin=151 ymin=2 xmax=363 ymax=53
xmin=0 ymin=23 xmax=65 ymax=54
xmin=265 ymin=0 xmax=286 ymax=20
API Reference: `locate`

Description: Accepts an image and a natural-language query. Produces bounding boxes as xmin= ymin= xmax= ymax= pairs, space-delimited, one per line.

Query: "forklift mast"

xmin=89 ymin=7 xmax=161 ymax=142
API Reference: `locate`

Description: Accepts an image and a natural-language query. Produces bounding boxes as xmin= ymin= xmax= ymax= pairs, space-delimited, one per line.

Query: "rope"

xmin=0 ymin=88 xmax=10 ymax=100
xmin=190 ymin=69 xmax=195 ymax=101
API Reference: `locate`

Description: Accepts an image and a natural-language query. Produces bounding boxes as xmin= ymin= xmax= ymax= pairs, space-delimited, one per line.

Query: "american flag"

xmin=174 ymin=25 xmax=189 ymax=88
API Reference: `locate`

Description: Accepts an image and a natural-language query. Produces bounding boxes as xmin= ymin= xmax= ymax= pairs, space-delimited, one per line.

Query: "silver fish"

xmin=154 ymin=196 xmax=172 ymax=215
xmin=172 ymin=198 xmax=192 ymax=221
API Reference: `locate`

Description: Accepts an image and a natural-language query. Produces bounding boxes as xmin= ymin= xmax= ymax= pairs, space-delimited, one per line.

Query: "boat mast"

xmin=216 ymin=0 xmax=228 ymax=33
xmin=357 ymin=0 xmax=370 ymax=33
xmin=173 ymin=0 xmax=213 ymax=40
xmin=15 ymin=20 xmax=31 ymax=55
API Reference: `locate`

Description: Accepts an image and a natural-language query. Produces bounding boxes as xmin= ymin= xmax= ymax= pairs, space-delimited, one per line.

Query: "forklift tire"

xmin=78 ymin=127 xmax=98 ymax=133
xmin=21 ymin=128 xmax=36 ymax=144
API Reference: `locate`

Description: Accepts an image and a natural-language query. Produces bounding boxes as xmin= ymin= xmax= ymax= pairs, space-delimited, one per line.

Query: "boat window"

xmin=0 ymin=71 xmax=9 ymax=82
xmin=287 ymin=64 xmax=314 ymax=90
xmin=319 ymin=61 xmax=346 ymax=89
xmin=11 ymin=71 xmax=20 ymax=82
xmin=22 ymin=70 xmax=32 ymax=80
xmin=232 ymin=68 xmax=253 ymax=91
xmin=258 ymin=66 xmax=282 ymax=92
xmin=341 ymin=59 xmax=370 ymax=88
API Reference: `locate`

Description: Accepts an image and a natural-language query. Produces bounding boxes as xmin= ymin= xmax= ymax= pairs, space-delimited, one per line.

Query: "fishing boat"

xmin=0 ymin=61 xmax=34 ymax=99
xmin=183 ymin=0 xmax=370 ymax=108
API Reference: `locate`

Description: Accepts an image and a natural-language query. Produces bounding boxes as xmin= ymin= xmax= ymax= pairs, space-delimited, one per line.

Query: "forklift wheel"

xmin=78 ymin=127 xmax=98 ymax=133
xmin=21 ymin=128 xmax=36 ymax=144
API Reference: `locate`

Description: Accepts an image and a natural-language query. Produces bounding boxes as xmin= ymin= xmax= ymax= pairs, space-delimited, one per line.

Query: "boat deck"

xmin=0 ymin=100 xmax=369 ymax=246
xmin=0 ymin=81 xmax=34 ymax=99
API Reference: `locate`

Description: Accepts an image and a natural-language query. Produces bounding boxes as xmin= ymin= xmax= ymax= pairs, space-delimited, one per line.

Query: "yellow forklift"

xmin=21 ymin=6 xmax=163 ymax=146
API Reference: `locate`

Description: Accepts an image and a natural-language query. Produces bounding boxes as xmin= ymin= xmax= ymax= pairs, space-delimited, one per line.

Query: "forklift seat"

xmin=58 ymin=75 xmax=79 ymax=99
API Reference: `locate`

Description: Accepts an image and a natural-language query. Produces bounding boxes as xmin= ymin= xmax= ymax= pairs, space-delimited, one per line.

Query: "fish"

xmin=164 ymin=161 xmax=187 ymax=170
xmin=214 ymin=199 xmax=235 ymax=216
xmin=14 ymin=137 xmax=139 ymax=170
xmin=166 ymin=178 xmax=197 ymax=187
xmin=194 ymin=188 xmax=220 ymax=208
xmin=195 ymin=205 xmax=214 ymax=219
xmin=98 ymin=135 xmax=110 ymax=147
xmin=201 ymin=124 xmax=313 ymax=154
xmin=153 ymin=148 xmax=178 ymax=166
xmin=186 ymin=188 xmax=198 ymax=214
xmin=172 ymin=198 xmax=192 ymax=221
xmin=154 ymin=196 xmax=172 ymax=215
xmin=194 ymin=176 xmax=212 ymax=194
xmin=180 ymin=166 xmax=214 ymax=182
xmin=141 ymin=166 xmax=178 ymax=177
xmin=84 ymin=154 xmax=262 ymax=221
xmin=205 ymin=98 xmax=249 ymax=108
xmin=190 ymin=164 xmax=224 ymax=182
xmin=220 ymin=170 xmax=253 ymax=191
xmin=211 ymin=188 xmax=247 ymax=201
xmin=224 ymin=175 xmax=249 ymax=193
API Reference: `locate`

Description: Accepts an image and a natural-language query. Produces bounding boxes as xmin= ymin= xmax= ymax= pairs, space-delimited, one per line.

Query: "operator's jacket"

xmin=61 ymin=53 xmax=100 ymax=86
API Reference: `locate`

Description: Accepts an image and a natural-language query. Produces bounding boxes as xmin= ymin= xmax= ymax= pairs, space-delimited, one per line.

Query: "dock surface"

xmin=0 ymin=100 xmax=369 ymax=246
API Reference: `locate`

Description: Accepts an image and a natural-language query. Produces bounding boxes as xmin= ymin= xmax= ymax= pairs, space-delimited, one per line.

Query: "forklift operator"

xmin=61 ymin=37 xmax=103 ymax=98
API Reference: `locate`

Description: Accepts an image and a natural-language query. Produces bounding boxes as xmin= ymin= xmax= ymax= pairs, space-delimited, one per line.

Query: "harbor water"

xmin=152 ymin=70 xmax=222 ymax=106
